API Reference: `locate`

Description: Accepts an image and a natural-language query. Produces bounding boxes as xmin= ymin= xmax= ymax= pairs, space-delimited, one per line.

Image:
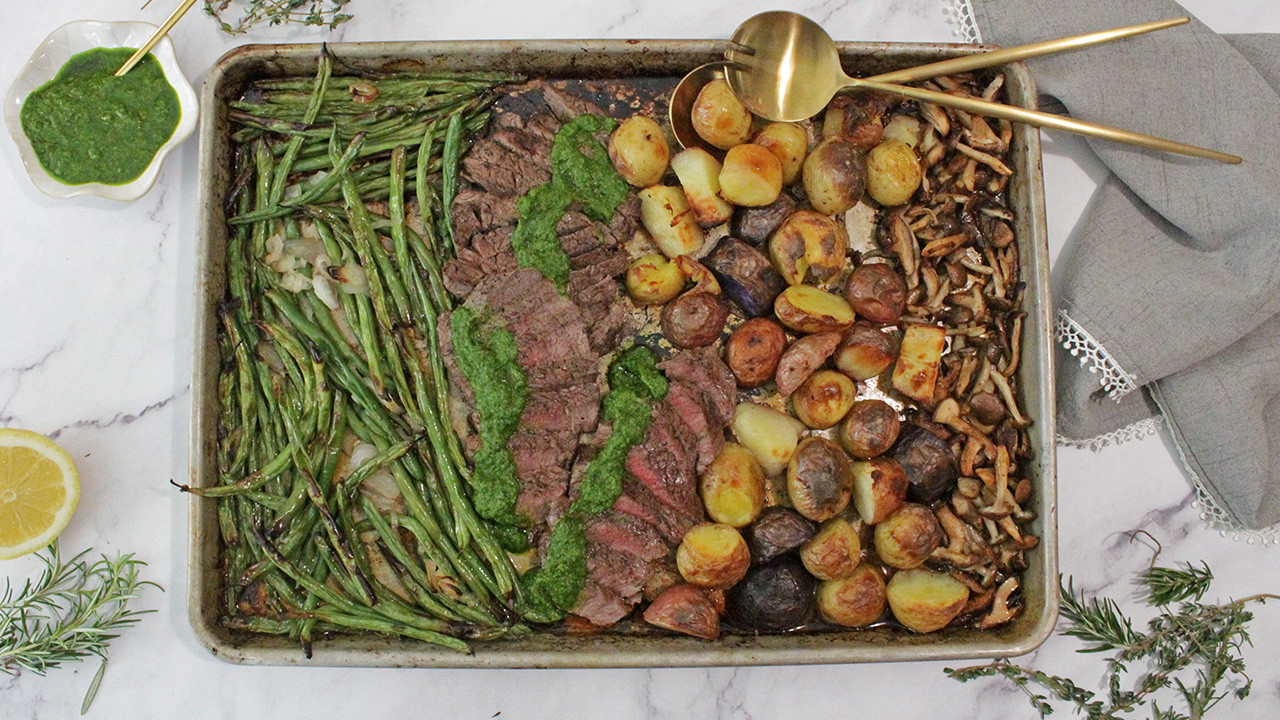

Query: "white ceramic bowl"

xmin=3 ymin=20 xmax=199 ymax=201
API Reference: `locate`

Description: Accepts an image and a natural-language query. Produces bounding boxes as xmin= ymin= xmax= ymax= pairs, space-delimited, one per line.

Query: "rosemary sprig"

xmin=204 ymin=0 xmax=356 ymax=34
xmin=946 ymin=558 xmax=1278 ymax=720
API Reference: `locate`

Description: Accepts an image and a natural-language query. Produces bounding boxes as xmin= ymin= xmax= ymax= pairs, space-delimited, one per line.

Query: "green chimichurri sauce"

xmin=510 ymin=114 xmax=630 ymax=290
xmin=19 ymin=47 xmax=180 ymax=186
xmin=522 ymin=346 xmax=668 ymax=620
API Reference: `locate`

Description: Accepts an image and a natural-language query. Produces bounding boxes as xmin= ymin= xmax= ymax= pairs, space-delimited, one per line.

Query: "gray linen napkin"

xmin=967 ymin=0 xmax=1280 ymax=532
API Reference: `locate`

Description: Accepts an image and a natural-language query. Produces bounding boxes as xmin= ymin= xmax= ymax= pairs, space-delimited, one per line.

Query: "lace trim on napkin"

xmin=1058 ymin=416 xmax=1161 ymax=451
xmin=945 ymin=0 xmax=982 ymax=43
xmin=1055 ymin=310 xmax=1138 ymax=399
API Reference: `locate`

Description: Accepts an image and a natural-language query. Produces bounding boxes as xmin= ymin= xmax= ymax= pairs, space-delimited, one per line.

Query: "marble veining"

xmin=1 ymin=0 xmax=1278 ymax=718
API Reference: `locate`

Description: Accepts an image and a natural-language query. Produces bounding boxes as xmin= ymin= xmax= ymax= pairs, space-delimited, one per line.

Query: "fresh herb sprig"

xmin=204 ymin=0 xmax=356 ymax=34
xmin=946 ymin=554 xmax=1278 ymax=720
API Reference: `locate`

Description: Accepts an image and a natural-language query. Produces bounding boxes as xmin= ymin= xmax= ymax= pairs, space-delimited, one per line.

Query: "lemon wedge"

xmin=0 ymin=428 xmax=80 ymax=559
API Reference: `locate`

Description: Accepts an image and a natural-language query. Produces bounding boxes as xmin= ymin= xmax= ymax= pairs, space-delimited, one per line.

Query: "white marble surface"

xmin=2 ymin=0 xmax=1278 ymax=718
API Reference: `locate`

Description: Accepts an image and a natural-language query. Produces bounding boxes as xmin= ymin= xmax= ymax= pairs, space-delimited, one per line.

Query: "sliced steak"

xmin=585 ymin=511 xmax=668 ymax=562
xmin=507 ymin=429 xmax=578 ymax=525
xmin=572 ymin=580 xmax=631 ymax=627
xmin=658 ymin=348 xmax=737 ymax=427
xmin=664 ymin=382 xmax=724 ymax=473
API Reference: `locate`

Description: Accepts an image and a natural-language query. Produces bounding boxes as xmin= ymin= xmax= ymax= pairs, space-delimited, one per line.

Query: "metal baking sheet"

xmin=191 ymin=39 xmax=1058 ymax=667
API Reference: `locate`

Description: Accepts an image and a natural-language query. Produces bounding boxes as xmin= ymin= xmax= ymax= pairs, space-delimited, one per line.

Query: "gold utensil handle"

xmin=867 ymin=17 xmax=1189 ymax=85
xmin=115 ymin=0 xmax=200 ymax=77
xmin=854 ymin=78 xmax=1241 ymax=164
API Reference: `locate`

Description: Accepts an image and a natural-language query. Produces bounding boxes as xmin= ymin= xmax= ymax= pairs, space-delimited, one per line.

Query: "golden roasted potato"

xmin=725 ymin=317 xmax=788 ymax=388
xmin=892 ymin=324 xmax=947 ymax=404
xmin=700 ymin=443 xmax=767 ymax=527
xmin=873 ymin=503 xmax=943 ymax=569
xmin=775 ymin=331 xmax=842 ymax=397
xmin=768 ymin=210 xmax=849 ymax=285
xmin=676 ymin=523 xmax=751 ymax=589
xmin=691 ymin=79 xmax=753 ymax=150
xmin=865 ymin=140 xmax=923 ymax=207
xmin=670 ymin=148 xmax=734 ymax=227
xmin=731 ymin=402 xmax=806 ymax=477
xmin=886 ymin=568 xmax=970 ymax=633
xmin=850 ymin=456 xmax=908 ymax=524
xmin=639 ymin=185 xmax=704 ymax=259
xmin=625 ymin=253 xmax=685 ymax=306
xmin=608 ymin=116 xmax=670 ymax=187
xmin=643 ymin=583 xmax=720 ymax=639
xmin=787 ymin=437 xmax=854 ymax=522
xmin=844 ymin=263 xmax=907 ymax=324
xmin=838 ymin=399 xmax=901 ymax=458
xmin=817 ymin=563 xmax=887 ymax=627
xmin=803 ymin=137 xmax=867 ymax=216
xmin=800 ymin=517 xmax=862 ymax=581
xmin=792 ymin=369 xmax=857 ymax=430
xmin=674 ymin=255 xmax=721 ymax=295
xmin=753 ymin=122 xmax=808 ymax=184
xmin=834 ymin=324 xmax=898 ymax=381
xmin=719 ymin=144 xmax=784 ymax=207
xmin=774 ymin=285 xmax=856 ymax=335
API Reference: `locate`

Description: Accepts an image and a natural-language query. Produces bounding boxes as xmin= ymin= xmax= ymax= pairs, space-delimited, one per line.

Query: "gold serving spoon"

xmin=115 ymin=0 xmax=199 ymax=76
xmin=718 ymin=11 xmax=1239 ymax=164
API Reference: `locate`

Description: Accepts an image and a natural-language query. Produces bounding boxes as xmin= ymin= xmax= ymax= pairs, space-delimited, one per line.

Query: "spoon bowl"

xmin=723 ymin=11 xmax=845 ymax=123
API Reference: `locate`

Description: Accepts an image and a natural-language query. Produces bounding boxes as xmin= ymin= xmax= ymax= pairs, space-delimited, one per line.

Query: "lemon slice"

xmin=0 ymin=428 xmax=80 ymax=559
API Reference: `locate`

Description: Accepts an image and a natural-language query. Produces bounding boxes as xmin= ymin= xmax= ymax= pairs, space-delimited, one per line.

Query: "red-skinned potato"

xmin=675 ymin=255 xmax=721 ymax=295
xmin=775 ymin=285 xmax=856 ymax=335
xmin=800 ymin=517 xmax=862 ymax=580
xmin=700 ymin=444 xmax=767 ymax=527
xmin=838 ymin=399 xmax=901 ymax=458
xmin=639 ymin=185 xmax=704 ymax=259
xmin=775 ymin=331 xmax=842 ymax=397
xmin=803 ymin=137 xmax=867 ymax=216
xmin=768 ymin=210 xmax=849 ymax=285
xmin=817 ymin=563 xmax=887 ymax=627
xmin=887 ymin=568 xmax=970 ymax=633
xmin=720 ymin=144 xmax=784 ymax=207
xmin=725 ymin=318 xmax=787 ymax=388
xmin=625 ymin=253 xmax=685 ymax=306
xmin=835 ymin=325 xmax=898 ymax=381
xmin=670 ymin=148 xmax=734 ymax=227
xmin=643 ymin=584 xmax=720 ymax=640
xmin=792 ymin=369 xmax=857 ymax=429
xmin=753 ymin=122 xmax=808 ymax=184
xmin=608 ymin=116 xmax=670 ymax=187
xmin=850 ymin=456 xmax=908 ymax=525
xmin=844 ymin=263 xmax=907 ymax=324
xmin=873 ymin=503 xmax=943 ymax=569
xmin=691 ymin=79 xmax=753 ymax=150
xmin=787 ymin=437 xmax=854 ymax=522
xmin=661 ymin=292 xmax=729 ymax=348
xmin=677 ymin=523 xmax=751 ymax=589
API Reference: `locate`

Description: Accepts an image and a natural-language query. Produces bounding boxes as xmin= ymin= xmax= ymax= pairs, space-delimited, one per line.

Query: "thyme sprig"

xmin=946 ymin=558 xmax=1278 ymax=720
xmin=204 ymin=1 xmax=356 ymax=34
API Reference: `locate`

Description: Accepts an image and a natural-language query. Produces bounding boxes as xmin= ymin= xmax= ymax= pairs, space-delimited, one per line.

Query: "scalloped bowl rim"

xmin=3 ymin=20 xmax=199 ymax=201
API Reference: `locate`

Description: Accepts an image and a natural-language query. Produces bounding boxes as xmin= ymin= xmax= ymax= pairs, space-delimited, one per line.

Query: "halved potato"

xmin=720 ymin=144 xmax=784 ymax=207
xmin=670 ymin=148 xmax=734 ymax=227
xmin=625 ymin=253 xmax=685 ymax=306
xmin=691 ymin=79 xmax=753 ymax=150
xmin=817 ymin=564 xmax=887 ymax=627
xmin=850 ymin=456 xmax=907 ymax=524
xmin=886 ymin=568 xmax=970 ymax=633
xmin=677 ymin=523 xmax=751 ymax=589
xmin=835 ymin=325 xmax=898 ymax=381
xmin=700 ymin=443 xmax=767 ymax=527
xmin=768 ymin=210 xmax=848 ymax=285
xmin=639 ymin=185 xmax=704 ymax=259
xmin=775 ymin=285 xmax=856 ymax=335
xmin=731 ymin=402 xmax=806 ymax=477
xmin=753 ymin=122 xmax=808 ymax=184
xmin=891 ymin=324 xmax=947 ymax=404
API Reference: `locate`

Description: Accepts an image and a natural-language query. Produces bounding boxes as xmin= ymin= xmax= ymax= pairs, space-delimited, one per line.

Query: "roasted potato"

xmin=775 ymin=331 xmax=842 ymax=397
xmin=865 ymin=140 xmax=923 ymax=207
xmin=625 ymin=253 xmax=685 ymax=306
xmin=725 ymin=318 xmax=787 ymax=388
xmin=670 ymin=148 xmax=734 ymax=227
xmin=823 ymin=93 xmax=886 ymax=149
xmin=643 ymin=583 xmax=720 ymax=640
xmin=661 ymin=291 xmax=729 ymax=349
xmin=639 ymin=185 xmax=704 ymax=259
xmin=732 ymin=194 xmax=797 ymax=246
xmin=886 ymin=568 xmax=969 ymax=633
xmin=703 ymin=237 xmax=786 ymax=317
xmin=775 ymin=285 xmax=856 ymax=335
xmin=844 ymin=262 xmax=907 ymax=324
xmin=691 ymin=79 xmax=753 ymax=150
xmin=850 ymin=456 xmax=908 ymax=525
xmin=787 ymin=437 xmax=854 ymax=522
xmin=700 ymin=443 xmax=767 ymax=527
xmin=719 ymin=144 xmax=784 ymax=207
xmin=817 ymin=563 xmax=887 ymax=627
xmin=792 ymin=369 xmax=857 ymax=430
xmin=803 ymin=137 xmax=867 ymax=216
xmin=893 ymin=428 xmax=959 ymax=504
xmin=834 ymin=324 xmax=898 ymax=381
xmin=882 ymin=114 xmax=922 ymax=148
xmin=745 ymin=507 xmax=816 ymax=565
xmin=608 ymin=116 xmax=670 ymax=187
xmin=753 ymin=122 xmax=808 ymax=184
xmin=642 ymin=561 xmax=683 ymax=603
xmin=838 ymin=399 xmax=901 ymax=458
xmin=725 ymin=556 xmax=815 ymax=631
xmin=677 ymin=523 xmax=751 ymax=589
xmin=873 ymin=503 xmax=943 ymax=570
xmin=892 ymin=324 xmax=947 ymax=404
xmin=800 ymin=517 xmax=862 ymax=581
xmin=768 ymin=210 xmax=848 ymax=285
xmin=674 ymin=255 xmax=721 ymax=295
xmin=731 ymin=402 xmax=806 ymax=477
